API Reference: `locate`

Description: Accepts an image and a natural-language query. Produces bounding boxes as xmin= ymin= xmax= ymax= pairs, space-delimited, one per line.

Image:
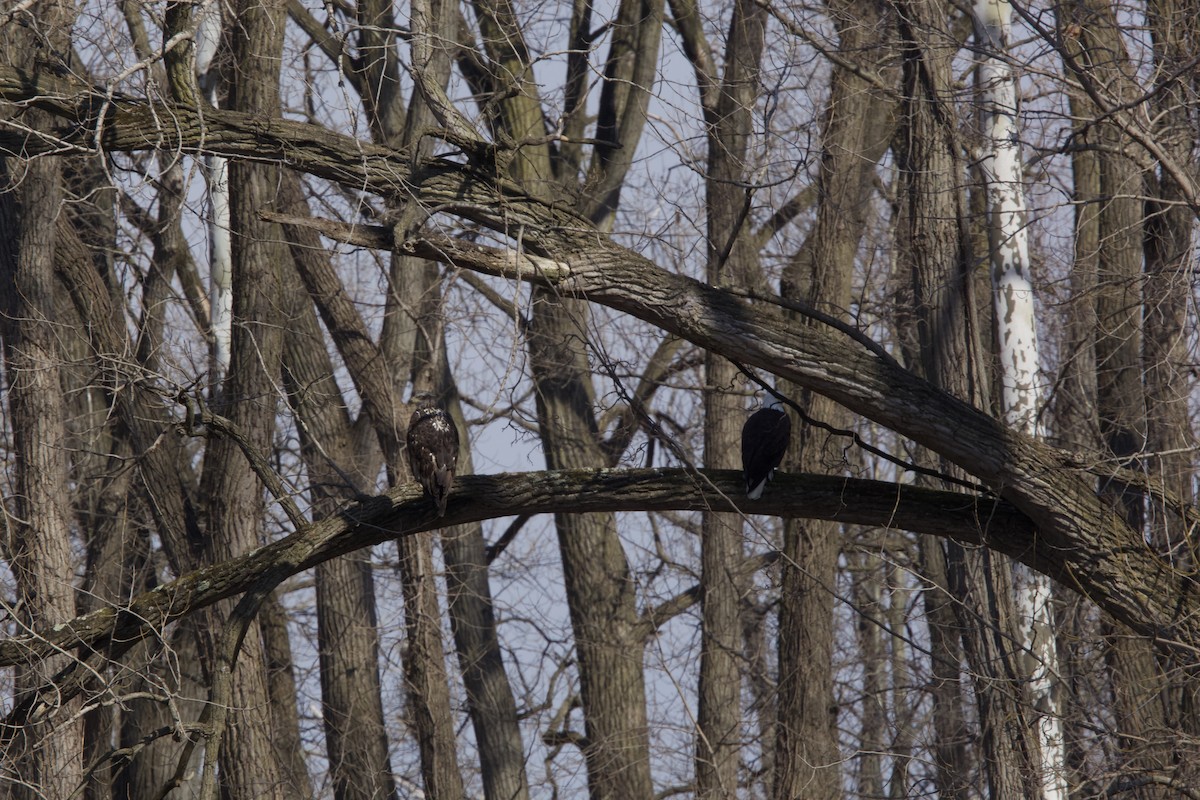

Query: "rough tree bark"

xmin=438 ymin=380 xmax=532 ymax=800
xmin=191 ymin=0 xmax=300 ymax=795
xmin=1055 ymin=4 xmax=1173 ymax=796
xmin=696 ymin=0 xmax=767 ymax=793
xmin=774 ymin=0 xmax=894 ymax=793
xmin=0 ymin=3 xmax=83 ymax=796
xmin=894 ymin=0 xmax=1042 ymax=796
xmin=972 ymin=0 xmax=1065 ymax=794
xmin=55 ymin=135 xmax=129 ymax=800
xmin=1143 ymin=0 xmax=1200 ymax=785
xmin=1056 ymin=78 xmax=1104 ymax=795
xmin=46 ymin=121 xmax=210 ymax=796
xmin=527 ymin=299 xmax=656 ymax=800
xmin=464 ymin=0 xmax=666 ymax=792
xmin=852 ymin=552 xmax=885 ymax=798
xmin=279 ymin=256 xmax=398 ymax=800
xmin=0 ymin=99 xmax=82 ymax=800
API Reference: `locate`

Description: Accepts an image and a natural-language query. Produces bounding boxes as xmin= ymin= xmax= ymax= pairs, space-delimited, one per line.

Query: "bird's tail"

xmin=434 ymin=469 xmax=454 ymax=516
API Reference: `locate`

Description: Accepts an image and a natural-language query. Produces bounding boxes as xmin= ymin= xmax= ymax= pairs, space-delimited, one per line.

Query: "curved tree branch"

xmin=398 ymin=231 xmax=1193 ymax=650
xmin=1 ymin=468 xmax=1034 ymax=673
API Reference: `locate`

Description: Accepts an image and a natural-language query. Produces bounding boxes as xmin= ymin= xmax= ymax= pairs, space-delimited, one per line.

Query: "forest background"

xmin=0 ymin=0 xmax=1197 ymax=797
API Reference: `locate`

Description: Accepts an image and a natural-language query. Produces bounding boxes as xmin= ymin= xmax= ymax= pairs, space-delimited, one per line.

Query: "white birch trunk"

xmin=208 ymin=153 xmax=232 ymax=378
xmin=197 ymin=0 xmax=232 ymax=381
xmin=972 ymin=1 xmax=1066 ymax=798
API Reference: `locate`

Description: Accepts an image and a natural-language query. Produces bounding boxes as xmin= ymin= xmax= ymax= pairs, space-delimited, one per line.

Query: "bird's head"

xmin=410 ymin=390 xmax=439 ymax=411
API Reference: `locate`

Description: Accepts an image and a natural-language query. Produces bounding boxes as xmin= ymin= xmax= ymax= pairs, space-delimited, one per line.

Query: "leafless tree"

xmin=0 ymin=0 xmax=1197 ymax=798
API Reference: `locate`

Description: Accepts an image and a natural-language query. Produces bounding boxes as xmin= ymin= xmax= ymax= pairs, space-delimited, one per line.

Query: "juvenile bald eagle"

xmin=406 ymin=392 xmax=460 ymax=516
xmin=741 ymin=395 xmax=791 ymax=500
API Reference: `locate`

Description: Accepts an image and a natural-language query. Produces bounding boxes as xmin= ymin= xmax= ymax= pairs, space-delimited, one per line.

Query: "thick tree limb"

xmin=0 ymin=469 xmax=1031 ymax=671
xmin=399 ymin=233 xmax=1195 ymax=650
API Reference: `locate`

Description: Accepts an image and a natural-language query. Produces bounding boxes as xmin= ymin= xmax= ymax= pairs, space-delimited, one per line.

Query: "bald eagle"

xmin=406 ymin=392 xmax=460 ymax=516
xmin=741 ymin=395 xmax=791 ymax=500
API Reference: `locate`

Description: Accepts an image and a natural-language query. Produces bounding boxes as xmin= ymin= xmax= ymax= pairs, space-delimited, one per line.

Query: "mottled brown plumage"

xmin=406 ymin=392 xmax=460 ymax=516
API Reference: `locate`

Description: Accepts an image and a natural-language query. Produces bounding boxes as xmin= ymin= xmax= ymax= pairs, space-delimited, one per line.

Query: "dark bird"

xmin=741 ymin=395 xmax=791 ymax=499
xmin=406 ymin=391 xmax=460 ymax=516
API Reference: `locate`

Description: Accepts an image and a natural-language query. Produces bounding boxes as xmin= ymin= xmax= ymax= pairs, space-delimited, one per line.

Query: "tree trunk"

xmin=1055 ymin=98 xmax=1103 ymax=792
xmin=885 ymin=561 xmax=916 ymax=799
xmin=0 ymin=134 xmax=84 ymax=800
xmin=895 ymin=1 xmax=1041 ymax=796
xmin=0 ymin=5 xmax=83 ymax=795
xmin=696 ymin=0 xmax=767 ymax=794
xmin=261 ymin=593 xmax=317 ymax=795
xmin=919 ymin=538 xmax=973 ymax=799
xmin=435 ymin=364 xmax=531 ymax=800
xmin=741 ymin=598 xmax=776 ymax=796
xmin=1144 ymin=0 xmax=1200 ymax=783
xmin=971 ymin=1 xmax=1065 ymax=793
xmin=1057 ymin=4 xmax=1170 ymax=796
xmin=280 ymin=192 xmax=398 ymax=800
xmin=697 ymin=359 xmax=746 ymax=800
xmin=529 ymin=295 xmax=654 ymax=800
xmin=47 ymin=108 xmax=208 ymax=795
xmin=397 ymin=518 xmax=467 ymax=800
xmin=194 ymin=0 xmax=296 ymax=794
xmin=56 ymin=142 xmax=128 ymax=800
xmin=773 ymin=0 xmax=894 ymax=794
xmin=578 ymin=0 xmax=665 ymax=225
xmin=460 ymin=1 xmax=663 ymax=789
xmin=853 ymin=552 xmax=886 ymax=799
xmin=118 ymin=621 xmax=208 ymax=799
